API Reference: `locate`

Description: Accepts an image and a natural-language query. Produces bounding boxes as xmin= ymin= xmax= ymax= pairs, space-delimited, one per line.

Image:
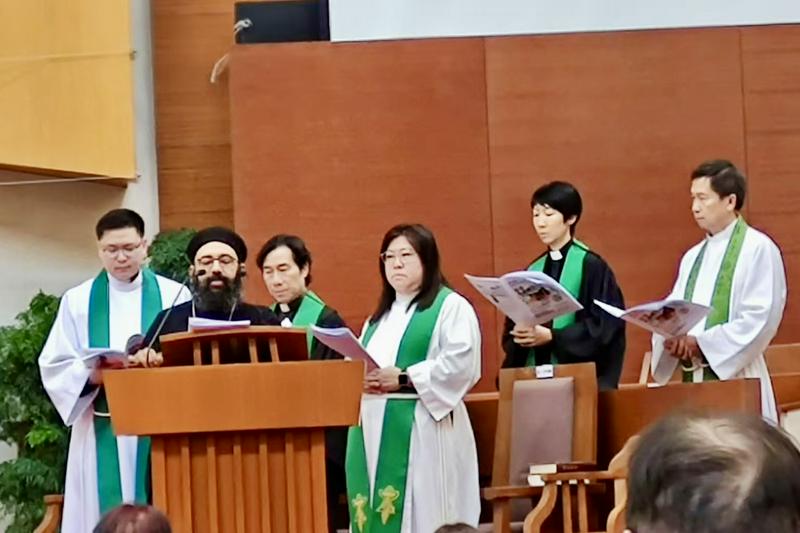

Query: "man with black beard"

xmin=131 ymin=227 xmax=279 ymax=365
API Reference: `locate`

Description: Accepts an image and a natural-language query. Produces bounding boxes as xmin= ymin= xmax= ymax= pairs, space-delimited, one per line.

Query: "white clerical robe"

xmin=358 ymin=291 xmax=482 ymax=533
xmin=651 ymin=220 xmax=787 ymax=422
xmin=39 ymin=271 xmax=189 ymax=533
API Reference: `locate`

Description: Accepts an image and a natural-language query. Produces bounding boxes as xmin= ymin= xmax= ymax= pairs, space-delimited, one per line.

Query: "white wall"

xmin=329 ymin=0 xmax=800 ymax=42
xmin=0 ymin=1 xmax=159 ymax=526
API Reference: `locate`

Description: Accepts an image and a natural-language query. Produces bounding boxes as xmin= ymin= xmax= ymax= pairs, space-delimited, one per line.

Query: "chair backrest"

xmin=491 ymin=363 xmax=599 ymax=488
xmin=765 ymin=343 xmax=800 ymax=375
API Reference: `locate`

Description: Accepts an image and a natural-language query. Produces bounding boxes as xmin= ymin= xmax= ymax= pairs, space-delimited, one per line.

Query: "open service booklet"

xmin=310 ymin=325 xmax=379 ymax=371
xmin=594 ymin=299 xmax=710 ymax=338
xmin=465 ymin=271 xmax=583 ymax=326
xmin=81 ymin=348 xmax=127 ymax=368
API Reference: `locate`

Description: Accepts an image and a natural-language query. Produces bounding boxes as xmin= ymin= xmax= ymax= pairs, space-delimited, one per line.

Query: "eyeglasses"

xmin=380 ymin=249 xmax=418 ymax=265
xmin=101 ymin=242 xmax=143 ymax=257
xmin=196 ymin=254 xmax=237 ymax=268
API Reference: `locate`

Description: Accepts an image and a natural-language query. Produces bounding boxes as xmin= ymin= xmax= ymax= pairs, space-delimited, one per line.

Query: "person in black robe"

xmin=131 ymin=226 xmax=280 ymax=360
xmin=257 ymin=234 xmax=347 ymax=360
xmin=256 ymin=234 xmax=348 ymax=531
xmin=501 ymin=182 xmax=626 ymax=390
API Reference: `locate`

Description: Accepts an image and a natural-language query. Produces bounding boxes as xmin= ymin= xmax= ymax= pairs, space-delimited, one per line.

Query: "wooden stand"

xmin=104 ymin=327 xmax=363 ymax=533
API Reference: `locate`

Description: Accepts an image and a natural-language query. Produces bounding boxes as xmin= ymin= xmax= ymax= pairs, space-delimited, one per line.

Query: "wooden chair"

xmin=483 ymin=363 xmax=599 ymax=533
xmin=764 ymin=343 xmax=800 ymax=433
xmin=523 ymin=436 xmax=638 ymax=533
xmin=33 ymin=494 xmax=63 ymax=533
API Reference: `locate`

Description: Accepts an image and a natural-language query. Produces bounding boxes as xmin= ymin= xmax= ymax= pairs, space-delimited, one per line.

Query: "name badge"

xmin=535 ymin=364 xmax=555 ymax=379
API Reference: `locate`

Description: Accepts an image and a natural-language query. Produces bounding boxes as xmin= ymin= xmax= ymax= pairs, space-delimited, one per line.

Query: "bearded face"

xmin=191 ymin=268 xmax=244 ymax=313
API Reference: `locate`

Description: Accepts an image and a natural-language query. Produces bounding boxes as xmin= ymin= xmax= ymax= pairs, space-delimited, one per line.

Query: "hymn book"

xmin=465 ymin=271 xmax=583 ymax=326
xmin=594 ymin=299 xmax=710 ymax=338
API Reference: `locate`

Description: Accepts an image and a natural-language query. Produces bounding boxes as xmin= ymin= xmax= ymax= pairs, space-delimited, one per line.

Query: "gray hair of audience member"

xmin=434 ymin=523 xmax=478 ymax=533
xmin=625 ymin=412 xmax=800 ymax=533
xmin=93 ymin=504 xmax=172 ymax=533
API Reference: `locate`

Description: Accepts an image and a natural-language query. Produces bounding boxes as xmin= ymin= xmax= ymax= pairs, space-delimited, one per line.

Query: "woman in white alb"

xmin=345 ymin=223 xmax=481 ymax=533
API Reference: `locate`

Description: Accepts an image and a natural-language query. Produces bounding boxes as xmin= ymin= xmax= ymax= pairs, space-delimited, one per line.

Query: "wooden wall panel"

xmin=741 ymin=25 xmax=800 ymax=343
xmin=152 ymin=0 xmax=236 ymax=229
xmin=229 ymin=40 xmax=499 ymax=389
xmin=485 ymin=29 xmax=748 ymax=382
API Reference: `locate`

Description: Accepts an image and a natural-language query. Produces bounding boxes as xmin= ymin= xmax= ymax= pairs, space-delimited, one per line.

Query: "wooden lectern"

xmin=103 ymin=326 xmax=363 ymax=533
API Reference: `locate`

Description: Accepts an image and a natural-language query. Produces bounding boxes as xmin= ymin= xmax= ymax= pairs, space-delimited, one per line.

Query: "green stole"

xmin=88 ymin=269 xmax=162 ymax=514
xmin=345 ymin=287 xmax=452 ymax=533
xmin=271 ymin=291 xmax=326 ymax=355
xmin=526 ymin=240 xmax=588 ymax=366
xmin=682 ymin=217 xmax=748 ymax=382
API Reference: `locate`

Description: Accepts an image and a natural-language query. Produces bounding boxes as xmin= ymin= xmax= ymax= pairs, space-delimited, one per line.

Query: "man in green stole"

xmin=256 ymin=234 xmax=349 ymax=530
xmin=651 ymin=160 xmax=786 ymax=422
xmin=501 ymin=181 xmax=626 ymax=390
xmin=38 ymin=209 xmax=189 ymax=532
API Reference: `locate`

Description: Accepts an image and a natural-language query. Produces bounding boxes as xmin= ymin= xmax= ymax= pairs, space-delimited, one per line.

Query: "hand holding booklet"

xmin=465 ymin=271 xmax=583 ymax=326
xmin=310 ymin=326 xmax=379 ymax=371
xmin=594 ymin=298 xmax=710 ymax=338
xmin=81 ymin=348 xmax=127 ymax=369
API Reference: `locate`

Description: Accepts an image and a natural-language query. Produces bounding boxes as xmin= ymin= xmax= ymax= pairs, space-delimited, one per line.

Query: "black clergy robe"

xmin=142 ymin=300 xmax=280 ymax=352
xmin=273 ymin=296 xmax=347 ymax=360
xmin=501 ymin=240 xmax=626 ymax=390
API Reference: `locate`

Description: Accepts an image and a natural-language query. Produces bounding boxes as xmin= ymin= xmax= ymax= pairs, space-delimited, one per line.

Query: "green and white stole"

xmin=271 ymin=290 xmax=326 ymax=355
xmin=345 ymin=287 xmax=451 ymax=533
xmin=88 ymin=268 xmax=162 ymax=514
xmin=682 ymin=217 xmax=748 ymax=382
xmin=526 ymin=240 xmax=588 ymax=366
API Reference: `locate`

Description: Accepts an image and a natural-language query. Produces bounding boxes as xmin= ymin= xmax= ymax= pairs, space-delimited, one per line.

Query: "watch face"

xmin=399 ymin=373 xmax=408 ymax=386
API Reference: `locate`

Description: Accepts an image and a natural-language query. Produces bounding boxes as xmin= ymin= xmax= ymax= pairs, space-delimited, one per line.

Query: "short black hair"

xmin=370 ymin=223 xmax=449 ymax=324
xmin=691 ymin=159 xmax=747 ymax=210
xmin=95 ymin=208 xmax=145 ymax=239
xmin=255 ymin=234 xmax=313 ymax=285
xmin=627 ymin=412 xmax=800 ymax=533
xmin=530 ymin=181 xmax=583 ymax=235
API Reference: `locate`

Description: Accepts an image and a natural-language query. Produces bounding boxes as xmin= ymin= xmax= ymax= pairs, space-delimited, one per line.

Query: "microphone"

xmin=141 ymin=274 xmax=197 ymax=361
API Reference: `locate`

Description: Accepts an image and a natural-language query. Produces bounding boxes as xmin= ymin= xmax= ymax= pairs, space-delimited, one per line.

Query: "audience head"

xmin=371 ymin=223 xmax=449 ymax=322
xmin=93 ymin=504 xmax=171 ymax=533
xmin=530 ymin=181 xmax=583 ymax=245
xmin=434 ymin=523 xmax=478 ymax=533
xmin=256 ymin=234 xmax=313 ymax=304
xmin=626 ymin=412 xmax=800 ymax=533
xmin=95 ymin=209 xmax=148 ymax=282
xmin=690 ymin=159 xmax=746 ymax=235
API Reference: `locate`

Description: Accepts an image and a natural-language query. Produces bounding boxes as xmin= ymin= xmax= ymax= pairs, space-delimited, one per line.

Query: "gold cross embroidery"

xmin=351 ymin=493 xmax=369 ymax=532
xmin=376 ymin=485 xmax=401 ymax=525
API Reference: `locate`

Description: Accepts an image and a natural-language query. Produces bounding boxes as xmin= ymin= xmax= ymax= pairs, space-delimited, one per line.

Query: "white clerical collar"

xmin=107 ymin=270 xmax=142 ymax=292
xmin=706 ymin=218 xmax=738 ymax=243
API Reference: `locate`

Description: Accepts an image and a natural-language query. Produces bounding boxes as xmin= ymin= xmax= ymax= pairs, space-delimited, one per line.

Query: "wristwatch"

xmin=398 ymin=372 xmax=410 ymax=386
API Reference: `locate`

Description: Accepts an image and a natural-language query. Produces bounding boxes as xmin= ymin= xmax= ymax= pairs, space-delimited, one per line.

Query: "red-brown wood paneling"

xmin=741 ymin=25 xmax=800 ymax=344
xmin=486 ymin=28 xmax=748 ymax=382
xmin=152 ymin=0 xmax=236 ymax=229
xmin=228 ymin=40 xmax=499 ymax=389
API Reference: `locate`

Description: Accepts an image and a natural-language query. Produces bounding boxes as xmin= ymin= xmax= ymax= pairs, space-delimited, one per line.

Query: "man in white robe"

xmin=651 ymin=160 xmax=786 ymax=422
xmin=38 ymin=209 xmax=188 ymax=532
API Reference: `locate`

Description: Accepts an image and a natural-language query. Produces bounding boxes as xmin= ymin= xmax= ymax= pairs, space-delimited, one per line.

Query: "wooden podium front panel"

xmin=105 ymin=360 xmax=363 ymax=435
xmin=152 ymin=429 xmax=328 ymax=533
